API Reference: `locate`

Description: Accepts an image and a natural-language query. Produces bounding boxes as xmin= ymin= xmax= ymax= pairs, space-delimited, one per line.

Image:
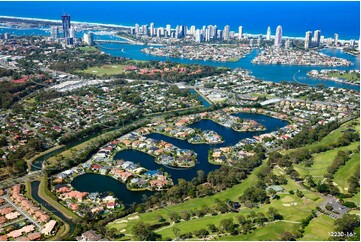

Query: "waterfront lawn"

xmin=328 ymin=71 xmax=360 ymax=83
xmin=333 ymin=152 xmax=360 ymax=193
xmin=301 ymin=214 xmax=334 ymax=241
xmin=79 ymin=64 xmax=127 ymax=76
xmin=294 ymin=141 xmax=359 ymax=179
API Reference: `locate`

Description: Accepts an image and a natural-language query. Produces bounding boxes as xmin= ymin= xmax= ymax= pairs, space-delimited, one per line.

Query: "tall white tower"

xmin=274 ymin=25 xmax=282 ymax=47
xmin=266 ymin=26 xmax=271 ymax=40
xmin=304 ymin=31 xmax=312 ymax=49
xmin=238 ymin=26 xmax=243 ymax=40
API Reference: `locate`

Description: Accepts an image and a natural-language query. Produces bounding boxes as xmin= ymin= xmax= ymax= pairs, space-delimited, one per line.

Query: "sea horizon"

xmin=0 ymin=1 xmax=359 ymax=40
xmin=0 ymin=15 xmax=358 ymax=42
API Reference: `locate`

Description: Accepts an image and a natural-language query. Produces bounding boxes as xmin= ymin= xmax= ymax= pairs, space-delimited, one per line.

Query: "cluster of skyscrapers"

xmin=131 ymin=22 xmax=292 ymax=48
xmin=304 ymin=30 xmax=321 ymax=49
xmin=49 ymin=15 xmax=82 ymax=46
xmin=131 ymin=23 xmax=249 ymax=43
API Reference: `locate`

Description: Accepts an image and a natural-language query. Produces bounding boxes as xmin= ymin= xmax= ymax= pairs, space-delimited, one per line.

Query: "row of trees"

xmin=326 ymin=150 xmax=351 ymax=175
xmin=283 ymin=121 xmax=340 ymax=149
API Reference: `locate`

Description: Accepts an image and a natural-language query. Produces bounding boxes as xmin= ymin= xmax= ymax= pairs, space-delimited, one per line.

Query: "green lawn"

xmin=333 ymin=152 xmax=360 ymax=193
xmin=328 ymin=71 xmax=360 ymax=83
xmin=294 ymin=142 xmax=359 ymax=179
xmin=345 ymin=192 xmax=360 ymax=207
xmin=78 ymin=64 xmax=127 ymax=76
xmin=108 ymin=160 xmax=323 ymax=240
xmin=219 ymin=221 xmax=299 ymax=241
xmin=301 ymin=214 xmax=334 ymax=241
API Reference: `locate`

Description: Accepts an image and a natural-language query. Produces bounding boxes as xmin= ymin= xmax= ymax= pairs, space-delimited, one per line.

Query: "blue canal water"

xmin=189 ymin=89 xmax=211 ymax=108
xmin=0 ymin=1 xmax=359 ymax=39
xmin=98 ymin=44 xmax=360 ymax=91
xmin=71 ymin=113 xmax=288 ymax=205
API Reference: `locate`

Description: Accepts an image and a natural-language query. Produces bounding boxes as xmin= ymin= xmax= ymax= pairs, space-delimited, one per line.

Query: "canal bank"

xmin=31 ymin=181 xmax=77 ymax=239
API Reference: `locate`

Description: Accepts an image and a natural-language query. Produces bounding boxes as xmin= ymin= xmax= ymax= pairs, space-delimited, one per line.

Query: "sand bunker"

xmin=116 ymin=220 xmax=128 ymax=223
xmin=128 ymin=215 xmax=140 ymax=220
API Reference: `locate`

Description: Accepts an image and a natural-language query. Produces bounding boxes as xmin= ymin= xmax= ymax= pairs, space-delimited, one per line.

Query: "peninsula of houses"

xmin=141 ymin=44 xmax=252 ymax=62
xmin=252 ymin=48 xmax=352 ymax=66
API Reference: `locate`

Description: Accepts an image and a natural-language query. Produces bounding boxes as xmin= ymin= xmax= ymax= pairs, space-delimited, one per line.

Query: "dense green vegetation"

xmin=0 ymin=75 xmax=49 ymax=109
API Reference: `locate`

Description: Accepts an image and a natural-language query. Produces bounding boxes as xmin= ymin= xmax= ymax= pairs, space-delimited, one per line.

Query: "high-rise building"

xmin=257 ymin=34 xmax=263 ymax=46
xmin=175 ymin=25 xmax=180 ymax=38
xmin=266 ymin=26 xmax=271 ymax=40
xmin=334 ymin=33 xmax=339 ymax=46
xmin=166 ymin=24 xmax=171 ymax=35
xmin=304 ymin=31 xmax=312 ymax=49
xmin=61 ymin=15 xmax=71 ymax=38
xmin=135 ymin=24 xmax=140 ymax=35
xmin=83 ymin=32 xmax=94 ymax=45
xmin=217 ymin=29 xmax=222 ymax=39
xmin=208 ymin=25 xmax=214 ymax=38
xmin=69 ymin=27 xmax=76 ymax=38
xmin=150 ymin=22 xmax=155 ymax=37
xmin=313 ymin=30 xmax=321 ymax=47
xmin=159 ymin=27 xmax=165 ymax=36
xmin=213 ymin=25 xmax=218 ymax=40
xmin=195 ymin=29 xmax=202 ymax=43
xmin=349 ymin=39 xmax=355 ymax=47
xmin=190 ymin=25 xmax=196 ymax=36
xmin=143 ymin=25 xmax=149 ymax=36
xmin=50 ymin=26 xmax=59 ymax=39
xmin=274 ymin=25 xmax=282 ymax=47
xmin=181 ymin=25 xmax=187 ymax=37
xmin=238 ymin=26 xmax=243 ymax=40
xmin=205 ymin=29 xmax=210 ymax=42
xmin=223 ymin=25 xmax=230 ymax=41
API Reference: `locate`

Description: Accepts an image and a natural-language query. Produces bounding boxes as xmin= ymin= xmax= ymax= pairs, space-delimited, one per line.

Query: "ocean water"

xmin=0 ymin=1 xmax=359 ymax=39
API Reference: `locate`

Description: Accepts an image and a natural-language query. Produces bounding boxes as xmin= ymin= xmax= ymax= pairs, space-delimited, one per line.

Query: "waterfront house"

xmin=63 ymin=191 xmax=88 ymax=202
xmin=150 ymin=179 xmax=169 ymax=189
xmin=41 ymin=220 xmax=57 ymax=235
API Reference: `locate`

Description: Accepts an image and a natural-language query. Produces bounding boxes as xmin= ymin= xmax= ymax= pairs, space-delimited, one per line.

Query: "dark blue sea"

xmin=0 ymin=1 xmax=359 ymax=39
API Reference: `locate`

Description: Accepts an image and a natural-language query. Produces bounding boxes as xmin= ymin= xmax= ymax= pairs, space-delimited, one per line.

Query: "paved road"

xmin=0 ymin=171 xmax=43 ymax=190
xmin=1 ymin=195 xmax=42 ymax=229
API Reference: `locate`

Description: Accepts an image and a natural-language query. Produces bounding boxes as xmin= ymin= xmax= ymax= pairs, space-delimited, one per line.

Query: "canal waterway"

xmin=100 ymin=44 xmax=360 ymax=91
xmin=71 ymin=112 xmax=288 ymax=206
xmin=31 ymin=181 xmax=76 ymax=237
